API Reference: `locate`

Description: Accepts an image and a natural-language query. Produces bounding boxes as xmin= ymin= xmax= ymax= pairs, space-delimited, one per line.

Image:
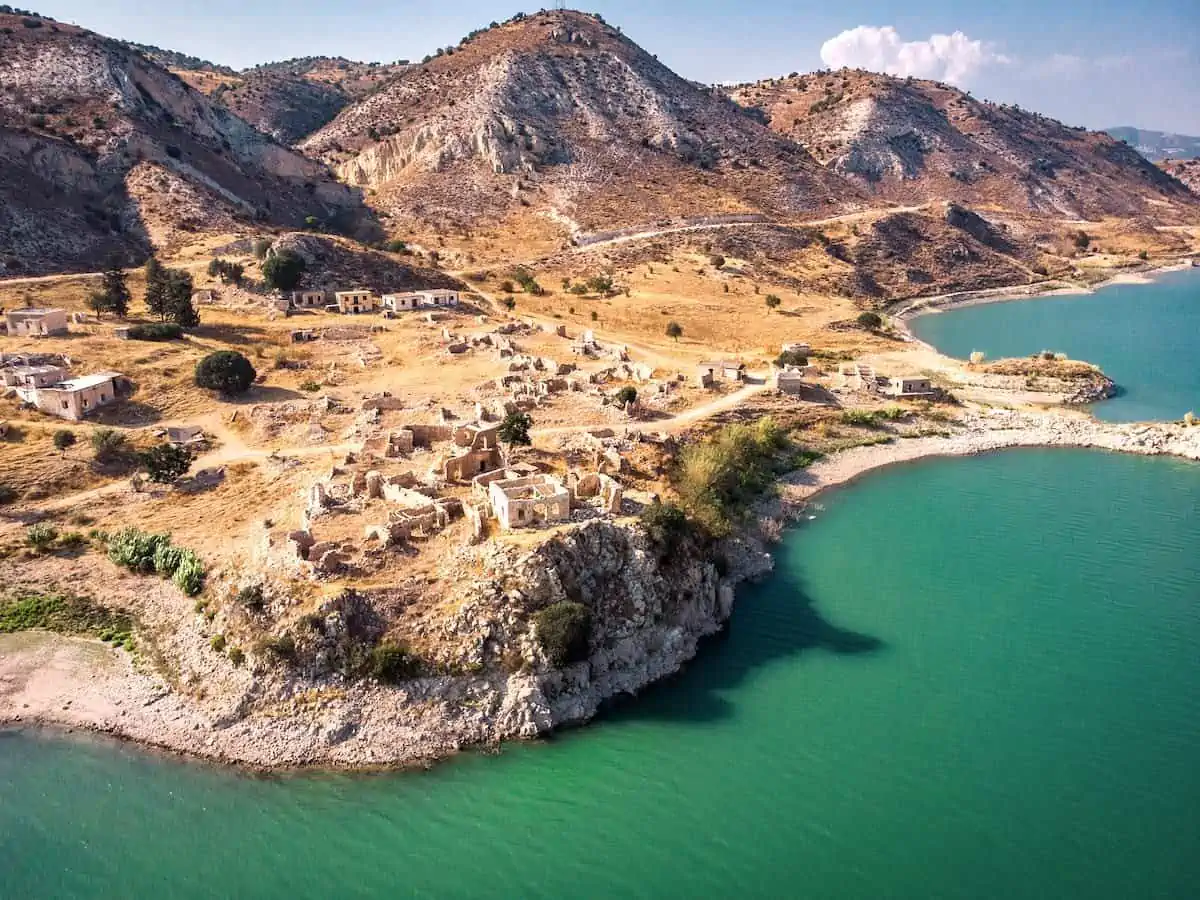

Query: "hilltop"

xmin=300 ymin=11 xmax=855 ymax=243
xmin=0 ymin=12 xmax=378 ymax=275
xmin=727 ymin=70 xmax=1196 ymax=222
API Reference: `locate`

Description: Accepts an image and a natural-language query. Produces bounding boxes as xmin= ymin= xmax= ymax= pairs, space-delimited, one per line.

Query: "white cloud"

xmin=819 ymin=25 xmax=1009 ymax=85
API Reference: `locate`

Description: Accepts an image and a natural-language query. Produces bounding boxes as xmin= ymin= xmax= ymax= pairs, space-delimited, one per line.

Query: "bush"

xmin=26 ymin=523 xmax=58 ymax=551
xmin=91 ymin=428 xmax=129 ymax=464
xmin=840 ymin=407 xmax=906 ymax=428
xmin=383 ymin=239 xmax=408 ymax=253
xmin=675 ymin=418 xmax=791 ymax=536
xmin=368 ymin=641 xmax=421 ymax=681
xmin=53 ymin=429 xmax=76 ymax=453
xmin=1072 ymin=230 xmax=1090 ymax=250
xmin=261 ymin=249 xmax=306 ymax=291
xmin=107 ymin=526 xmax=171 ymax=573
xmin=236 ymin=584 xmax=265 ymax=611
xmin=127 ymin=323 xmax=183 ymax=341
xmin=639 ymin=502 xmax=692 ymax=557
xmin=195 ymin=350 xmax=256 ymax=395
xmin=252 ymin=238 xmax=272 ymax=260
xmin=210 ymin=633 xmax=226 ymax=652
xmin=299 ymin=380 xmax=321 ymax=392
xmin=533 ymin=601 xmax=592 ymax=667
xmin=665 ymin=321 xmax=683 ymax=341
xmin=775 ymin=349 xmax=808 ymax=368
xmin=227 ymin=646 xmax=245 ymax=666
xmin=258 ymin=634 xmax=295 ymax=660
xmin=139 ymin=443 xmax=192 ymax=483
xmin=172 ymin=550 xmax=206 ymax=596
xmin=709 ymin=255 xmax=725 ymax=269
xmin=0 ymin=485 xmax=17 ymax=505
xmin=615 ymin=385 xmax=638 ymax=405
xmin=856 ymin=311 xmax=883 ymax=330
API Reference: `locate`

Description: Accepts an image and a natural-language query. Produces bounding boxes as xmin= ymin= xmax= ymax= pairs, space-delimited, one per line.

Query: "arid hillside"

xmin=300 ymin=10 xmax=858 ymax=243
xmin=1160 ymin=159 xmax=1200 ymax=194
xmin=727 ymin=71 xmax=1198 ymax=222
xmin=0 ymin=13 xmax=377 ymax=276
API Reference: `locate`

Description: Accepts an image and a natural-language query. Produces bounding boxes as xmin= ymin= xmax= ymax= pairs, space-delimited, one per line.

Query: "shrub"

xmin=26 ymin=523 xmax=58 ymax=551
xmin=139 ymin=443 xmax=192 ymax=483
xmin=709 ymin=255 xmax=725 ymax=269
xmin=227 ymin=646 xmax=245 ymax=666
xmin=840 ymin=407 xmax=906 ymax=428
xmin=236 ymin=584 xmax=265 ymax=611
xmin=91 ymin=428 xmax=129 ymax=464
xmin=258 ymin=633 xmax=295 ymax=660
xmin=383 ymin=239 xmax=408 ymax=253
xmin=127 ymin=323 xmax=183 ymax=341
xmin=1138 ymin=250 xmax=1149 ymax=261
xmin=856 ymin=311 xmax=883 ymax=329
xmin=765 ymin=294 xmax=782 ymax=313
xmin=107 ymin=527 xmax=171 ymax=573
xmin=210 ymin=633 xmax=226 ymax=652
xmin=53 ymin=429 xmax=77 ymax=454
xmin=675 ymin=418 xmax=790 ymax=536
xmin=299 ymin=380 xmax=321 ymax=392
xmin=368 ymin=641 xmax=421 ymax=681
xmin=615 ymin=385 xmax=638 ymax=405
xmin=0 ymin=485 xmax=17 ymax=505
xmin=252 ymin=238 xmax=272 ymax=260
xmin=1072 ymin=230 xmax=1090 ymax=250
xmin=195 ymin=350 xmax=256 ymax=395
xmin=501 ymin=296 xmax=516 ymax=311
xmin=665 ymin=321 xmax=683 ymax=341
xmin=775 ymin=349 xmax=808 ymax=368
xmin=152 ymin=542 xmax=185 ymax=576
xmin=533 ymin=601 xmax=591 ymax=666
xmin=172 ymin=550 xmax=206 ymax=596
xmin=261 ymin=249 xmax=306 ymax=291
xmin=639 ymin=502 xmax=692 ymax=557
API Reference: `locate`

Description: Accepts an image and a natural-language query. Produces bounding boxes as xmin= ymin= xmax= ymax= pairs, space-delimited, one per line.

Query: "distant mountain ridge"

xmin=1106 ymin=127 xmax=1200 ymax=161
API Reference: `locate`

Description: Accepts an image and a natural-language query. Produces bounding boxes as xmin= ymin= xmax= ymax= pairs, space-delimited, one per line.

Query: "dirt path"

xmin=0 ymin=271 xmax=101 ymax=289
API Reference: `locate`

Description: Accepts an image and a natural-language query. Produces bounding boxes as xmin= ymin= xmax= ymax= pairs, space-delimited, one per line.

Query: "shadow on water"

xmin=601 ymin=565 xmax=883 ymax=727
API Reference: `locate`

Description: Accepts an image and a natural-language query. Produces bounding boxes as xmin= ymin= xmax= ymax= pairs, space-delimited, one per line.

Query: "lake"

xmin=4 ymin=448 xmax=1200 ymax=899
xmin=909 ymin=267 xmax=1200 ymax=422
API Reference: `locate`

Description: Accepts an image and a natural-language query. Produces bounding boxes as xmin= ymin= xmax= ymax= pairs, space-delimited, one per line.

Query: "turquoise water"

xmin=4 ymin=449 xmax=1200 ymax=899
xmin=910 ymin=268 xmax=1200 ymax=422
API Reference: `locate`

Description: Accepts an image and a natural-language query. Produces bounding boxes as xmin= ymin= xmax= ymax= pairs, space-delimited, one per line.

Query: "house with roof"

xmin=332 ymin=290 xmax=378 ymax=314
xmin=1 ymin=364 xmax=70 ymax=390
xmin=5 ymin=308 xmax=68 ymax=337
xmin=882 ymin=376 xmax=935 ymax=398
xmin=290 ymin=290 xmax=327 ymax=309
xmin=22 ymin=372 xmax=132 ymax=421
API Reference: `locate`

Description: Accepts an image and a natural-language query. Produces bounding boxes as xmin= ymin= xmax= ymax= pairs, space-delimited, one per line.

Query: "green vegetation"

xmin=709 ymin=255 xmax=726 ymax=269
xmin=25 ymin=522 xmax=58 ymax=551
xmin=498 ymin=411 xmax=533 ymax=447
xmin=615 ymin=386 xmax=638 ymax=405
xmin=856 ymin=311 xmax=883 ymax=330
xmin=0 ymin=591 xmax=134 ymax=650
xmin=639 ymin=502 xmax=693 ymax=558
xmin=236 ymin=584 xmax=265 ymax=611
xmin=195 ymin=350 xmax=256 ymax=396
xmin=90 ymin=428 xmax=129 ymax=464
xmin=257 ymin=633 xmax=295 ymax=661
xmin=127 ymin=323 xmax=183 ymax=341
xmin=665 ymin=321 xmax=683 ymax=342
xmin=1073 ymin=230 xmax=1091 ymax=250
xmin=840 ymin=407 xmax=907 ymax=428
xmin=368 ymin=641 xmax=421 ymax=681
xmin=510 ymin=266 xmax=544 ymax=296
xmin=138 ymin=443 xmax=192 ymax=483
xmin=674 ymin=418 xmax=793 ymax=537
xmin=775 ymin=349 xmax=808 ymax=368
xmin=252 ymin=237 xmax=272 ymax=260
xmin=105 ymin=527 xmax=206 ymax=596
xmin=533 ymin=601 xmax=592 ymax=667
xmin=210 ymin=633 xmax=226 ymax=652
xmin=52 ymin=429 xmax=76 ymax=454
xmin=261 ymin=249 xmax=306 ymax=291
xmin=87 ymin=255 xmax=131 ymax=318
xmin=765 ymin=294 xmax=782 ymax=313
xmin=207 ymin=258 xmax=244 ymax=285
xmin=144 ymin=259 xmax=199 ymax=327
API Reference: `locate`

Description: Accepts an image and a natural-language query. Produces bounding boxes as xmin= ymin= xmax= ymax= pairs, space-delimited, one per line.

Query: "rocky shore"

xmin=3 ymin=405 xmax=1198 ymax=770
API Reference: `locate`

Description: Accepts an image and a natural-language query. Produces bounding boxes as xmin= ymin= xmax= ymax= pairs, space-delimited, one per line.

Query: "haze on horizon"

xmin=27 ymin=0 xmax=1200 ymax=133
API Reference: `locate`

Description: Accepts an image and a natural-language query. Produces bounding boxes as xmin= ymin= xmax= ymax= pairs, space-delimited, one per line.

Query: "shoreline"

xmin=4 ymin=408 xmax=1199 ymax=772
xmin=890 ymin=259 xmax=1196 ymax=324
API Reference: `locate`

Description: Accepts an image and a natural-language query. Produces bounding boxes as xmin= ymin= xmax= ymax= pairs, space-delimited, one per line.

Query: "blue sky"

xmin=34 ymin=0 xmax=1200 ymax=132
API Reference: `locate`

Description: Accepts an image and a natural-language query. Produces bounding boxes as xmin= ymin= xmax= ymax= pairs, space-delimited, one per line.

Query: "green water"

xmin=910 ymin=268 xmax=1200 ymax=422
xmin=4 ymin=449 xmax=1200 ymax=899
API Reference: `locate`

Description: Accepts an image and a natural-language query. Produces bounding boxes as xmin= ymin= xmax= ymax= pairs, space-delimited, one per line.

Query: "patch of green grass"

xmin=839 ymin=407 xmax=907 ymax=428
xmin=0 ymin=591 xmax=134 ymax=648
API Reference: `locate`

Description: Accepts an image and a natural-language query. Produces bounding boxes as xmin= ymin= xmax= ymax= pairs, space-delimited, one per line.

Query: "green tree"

xmin=856 ymin=311 xmax=882 ymax=330
xmin=163 ymin=269 xmax=199 ymax=327
xmin=665 ymin=321 xmax=683 ymax=342
xmin=498 ymin=410 xmax=533 ymax=448
xmin=195 ymin=351 xmax=257 ymax=396
xmin=91 ymin=428 xmax=129 ymax=464
xmin=143 ymin=256 xmax=168 ymax=319
xmin=261 ymin=249 xmax=306 ymax=291
xmin=138 ymin=444 xmax=193 ymax=483
xmin=52 ymin=429 xmax=76 ymax=455
xmin=765 ymin=294 xmax=782 ymax=313
xmin=252 ymin=237 xmax=272 ymax=260
xmin=91 ymin=255 xmax=130 ymax=318
xmin=615 ymin=386 xmax=638 ymax=405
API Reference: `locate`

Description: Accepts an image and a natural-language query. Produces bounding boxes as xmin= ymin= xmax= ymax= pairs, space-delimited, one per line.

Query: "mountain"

xmin=0 ymin=12 xmax=376 ymax=275
xmin=300 ymin=10 xmax=858 ymax=240
xmin=212 ymin=59 xmax=411 ymax=145
xmin=1107 ymin=127 xmax=1200 ymax=161
xmin=727 ymin=71 xmax=1197 ymax=222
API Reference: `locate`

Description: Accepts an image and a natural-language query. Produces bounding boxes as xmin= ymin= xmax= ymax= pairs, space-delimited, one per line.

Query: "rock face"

xmin=727 ymin=71 xmax=1198 ymax=222
xmin=0 ymin=13 xmax=376 ymax=275
xmin=300 ymin=10 xmax=856 ymax=236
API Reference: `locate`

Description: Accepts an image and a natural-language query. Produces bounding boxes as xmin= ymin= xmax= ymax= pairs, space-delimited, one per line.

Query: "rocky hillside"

xmin=1107 ymin=127 xmax=1200 ymax=162
xmin=0 ymin=13 xmax=376 ymax=275
xmin=1160 ymin=159 xmax=1200 ymax=194
xmin=728 ymin=71 xmax=1198 ymax=222
xmin=301 ymin=10 xmax=857 ymax=238
xmin=209 ymin=59 xmax=412 ymax=145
